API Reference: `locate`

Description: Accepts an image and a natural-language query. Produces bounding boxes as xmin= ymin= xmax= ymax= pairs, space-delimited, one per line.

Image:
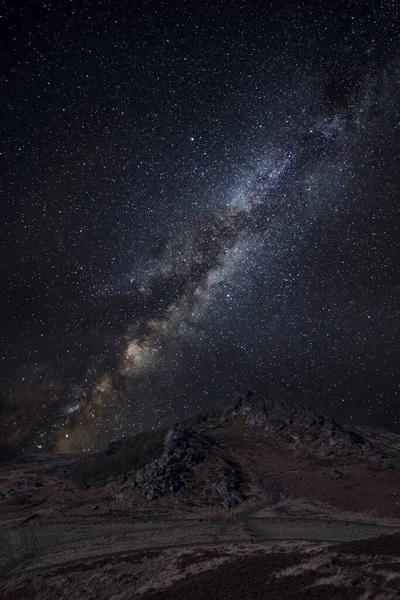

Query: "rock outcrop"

xmin=2 ymin=388 xmax=400 ymax=521
xmin=231 ymin=389 xmax=379 ymax=460
xmin=211 ymin=466 xmax=243 ymax=508
xmin=134 ymin=428 xmax=206 ymax=500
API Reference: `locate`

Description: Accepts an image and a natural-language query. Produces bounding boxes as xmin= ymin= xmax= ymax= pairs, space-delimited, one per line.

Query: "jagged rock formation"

xmin=231 ymin=389 xmax=379 ymax=460
xmin=126 ymin=389 xmax=395 ymax=505
xmin=134 ymin=428 xmax=206 ymax=500
xmin=211 ymin=464 xmax=243 ymax=508
xmin=132 ymin=428 xmax=245 ymax=507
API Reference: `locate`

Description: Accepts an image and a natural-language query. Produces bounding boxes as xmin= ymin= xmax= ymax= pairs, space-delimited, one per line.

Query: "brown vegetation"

xmin=71 ymin=428 xmax=167 ymax=488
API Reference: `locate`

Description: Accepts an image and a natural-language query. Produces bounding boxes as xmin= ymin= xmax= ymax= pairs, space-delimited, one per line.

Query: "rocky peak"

xmin=231 ymin=389 xmax=374 ymax=459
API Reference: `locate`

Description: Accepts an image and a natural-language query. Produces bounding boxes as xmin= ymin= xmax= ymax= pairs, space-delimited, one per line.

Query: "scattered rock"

xmin=19 ymin=513 xmax=38 ymax=526
xmin=101 ymin=494 xmax=113 ymax=503
xmin=57 ymin=468 xmax=69 ymax=480
xmin=330 ymin=469 xmax=344 ymax=480
xmin=382 ymin=460 xmax=394 ymax=470
xmin=6 ymin=492 xmax=32 ymax=505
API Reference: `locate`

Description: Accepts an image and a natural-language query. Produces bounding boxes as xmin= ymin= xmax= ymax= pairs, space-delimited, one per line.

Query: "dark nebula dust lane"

xmin=2 ymin=1 xmax=400 ymax=453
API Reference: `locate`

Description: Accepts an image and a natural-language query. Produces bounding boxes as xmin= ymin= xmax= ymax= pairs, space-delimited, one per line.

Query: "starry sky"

xmin=2 ymin=0 xmax=400 ymax=453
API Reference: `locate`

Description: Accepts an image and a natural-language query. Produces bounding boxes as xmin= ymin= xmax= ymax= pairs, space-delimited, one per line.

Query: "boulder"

xmin=330 ymin=469 xmax=344 ymax=480
xmin=211 ymin=467 xmax=244 ymax=508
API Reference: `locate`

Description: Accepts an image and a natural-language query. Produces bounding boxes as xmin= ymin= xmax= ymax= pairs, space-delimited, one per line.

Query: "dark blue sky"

xmin=2 ymin=0 xmax=400 ymax=452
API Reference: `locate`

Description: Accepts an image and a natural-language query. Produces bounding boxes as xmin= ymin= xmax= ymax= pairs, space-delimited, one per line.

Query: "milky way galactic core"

xmin=2 ymin=1 xmax=400 ymax=452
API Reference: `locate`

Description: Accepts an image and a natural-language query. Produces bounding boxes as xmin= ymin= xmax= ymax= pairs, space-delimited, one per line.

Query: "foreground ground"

xmin=2 ymin=392 xmax=400 ymax=598
xmin=2 ymin=514 xmax=400 ymax=599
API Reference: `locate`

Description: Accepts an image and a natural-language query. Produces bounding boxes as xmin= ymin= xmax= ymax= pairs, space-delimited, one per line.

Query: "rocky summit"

xmin=2 ymin=390 xmax=400 ymax=599
xmin=231 ymin=389 xmax=376 ymax=458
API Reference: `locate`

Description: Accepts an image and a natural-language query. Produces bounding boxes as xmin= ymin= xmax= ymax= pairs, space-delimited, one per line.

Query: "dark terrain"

xmin=2 ymin=390 xmax=400 ymax=599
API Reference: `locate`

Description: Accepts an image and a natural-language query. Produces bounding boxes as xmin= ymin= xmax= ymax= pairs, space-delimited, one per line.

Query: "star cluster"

xmin=2 ymin=0 xmax=400 ymax=453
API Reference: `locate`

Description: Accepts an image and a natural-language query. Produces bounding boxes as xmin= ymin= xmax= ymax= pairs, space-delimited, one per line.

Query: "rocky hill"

xmin=230 ymin=389 xmax=388 ymax=462
xmin=2 ymin=390 xmax=400 ymax=599
xmin=2 ymin=389 xmax=400 ymax=519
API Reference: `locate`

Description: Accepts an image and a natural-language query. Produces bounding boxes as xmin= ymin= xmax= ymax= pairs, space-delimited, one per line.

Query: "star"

xmin=1 ymin=0 xmax=400 ymax=452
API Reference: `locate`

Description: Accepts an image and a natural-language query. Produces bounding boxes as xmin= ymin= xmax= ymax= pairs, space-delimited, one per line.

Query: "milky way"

xmin=2 ymin=1 xmax=400 ymax=453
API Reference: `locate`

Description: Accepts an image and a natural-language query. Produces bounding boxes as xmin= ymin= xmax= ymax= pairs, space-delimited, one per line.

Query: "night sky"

xmin=2 ymin=0 xmax=400 ymax=453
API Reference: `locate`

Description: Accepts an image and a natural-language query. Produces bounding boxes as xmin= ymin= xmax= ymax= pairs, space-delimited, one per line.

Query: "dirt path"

xmin=1 ymin=515 xmax=400 ymax=578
